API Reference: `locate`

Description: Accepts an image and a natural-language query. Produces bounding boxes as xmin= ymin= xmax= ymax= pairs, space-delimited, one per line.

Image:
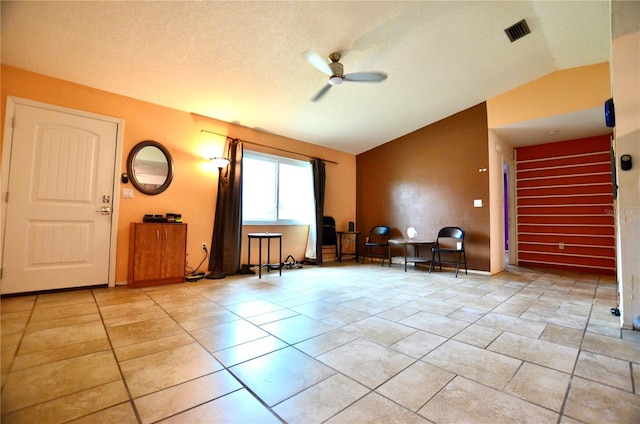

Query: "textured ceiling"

xmin=1 ymin=1 xmax=611 ymax=154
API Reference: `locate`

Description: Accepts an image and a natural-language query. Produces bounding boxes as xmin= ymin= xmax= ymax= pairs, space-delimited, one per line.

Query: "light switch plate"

xmin=474 ymin=199 xmax=483 ymax=207
xmin=123 ymin=188 xmax=134 ymax=198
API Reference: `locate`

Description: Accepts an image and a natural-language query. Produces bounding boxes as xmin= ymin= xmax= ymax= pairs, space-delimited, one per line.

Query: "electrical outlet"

xmin=559 ymin=242 xmax=565 ymax=250
xmin=201 ymin=242 xmax=207 ymax=252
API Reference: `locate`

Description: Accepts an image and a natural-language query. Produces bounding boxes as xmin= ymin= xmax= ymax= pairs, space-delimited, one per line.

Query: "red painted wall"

xmin=515 ymin=135 xmax=615 ymax=274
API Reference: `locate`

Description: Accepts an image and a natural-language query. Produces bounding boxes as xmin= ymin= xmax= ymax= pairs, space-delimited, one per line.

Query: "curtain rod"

xmin=200 ymin=129 xmax=339 ymax=165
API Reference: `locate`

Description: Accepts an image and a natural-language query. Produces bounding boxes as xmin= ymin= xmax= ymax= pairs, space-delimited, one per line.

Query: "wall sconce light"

xmin=211 ymin=157 xmax=230 ymax=169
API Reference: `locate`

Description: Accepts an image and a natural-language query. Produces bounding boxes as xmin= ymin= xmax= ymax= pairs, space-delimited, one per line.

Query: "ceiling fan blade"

xmin=344 ymin=72 xmax=388 ymax=82
xmin=302 ymin=51 xmax=332 ymax=76
xmin=312 ymin=84 xmax=332 ymax=102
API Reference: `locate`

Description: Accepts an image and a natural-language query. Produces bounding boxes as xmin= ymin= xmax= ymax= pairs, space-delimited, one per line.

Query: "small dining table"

xmin=388 ymin=238 xmax=434 ymax=271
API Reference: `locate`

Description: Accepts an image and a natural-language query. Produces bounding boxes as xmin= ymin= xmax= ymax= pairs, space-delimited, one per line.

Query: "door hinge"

xmin=11 ymin=117 xmax=15 ymax=129
xmin=4 ymin=191 xmax=8 ymax=203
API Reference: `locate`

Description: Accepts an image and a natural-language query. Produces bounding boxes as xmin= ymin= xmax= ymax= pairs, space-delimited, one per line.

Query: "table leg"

xmin=278 ymin=236 xmax=282 ymax=276
xmin=258 ymin=238 xmax=263 ymax=279
xmin=338 ymin=233 xmax=343 ymax=262
xmin=354 ymin=233 xmax=359 ymax=262
xmin=247 ymin=237 xmax=252 ymax=269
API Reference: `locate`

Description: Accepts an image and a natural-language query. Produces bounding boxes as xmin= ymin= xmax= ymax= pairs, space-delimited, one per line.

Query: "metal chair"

xmin=362 ymin=226 xmax=391 ymax=266
xmin=429 ymin=227 xmax=467 ymax=277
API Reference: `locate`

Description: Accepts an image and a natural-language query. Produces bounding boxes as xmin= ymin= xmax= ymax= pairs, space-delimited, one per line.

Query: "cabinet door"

xmin=160 ymin=224 xmax=187 ymax=279
xmin=133 ymin=223 xmax=162 ymax=281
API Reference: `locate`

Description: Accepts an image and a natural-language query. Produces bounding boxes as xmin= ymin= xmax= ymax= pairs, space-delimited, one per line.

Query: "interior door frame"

xmin=1 ymin=96 xmax=124 ymax=288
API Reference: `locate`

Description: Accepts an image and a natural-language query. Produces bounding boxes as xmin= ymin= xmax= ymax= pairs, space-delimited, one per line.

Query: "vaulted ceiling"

xmin=1 ymin=1 xmax=611 ymax=154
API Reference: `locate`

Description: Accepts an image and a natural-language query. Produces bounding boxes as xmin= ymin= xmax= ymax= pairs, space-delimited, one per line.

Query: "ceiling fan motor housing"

xmin=328 ymin=61 xmax=344 ymax=85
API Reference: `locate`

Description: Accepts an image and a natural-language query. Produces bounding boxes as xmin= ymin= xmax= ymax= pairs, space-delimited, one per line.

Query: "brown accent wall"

xmin=356 ymin=103 xmax=491 ymax=272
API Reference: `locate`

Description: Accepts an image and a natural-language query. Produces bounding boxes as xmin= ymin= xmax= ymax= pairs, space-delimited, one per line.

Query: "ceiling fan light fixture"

xmin=328 ymin=76 xmax=343 ymax=85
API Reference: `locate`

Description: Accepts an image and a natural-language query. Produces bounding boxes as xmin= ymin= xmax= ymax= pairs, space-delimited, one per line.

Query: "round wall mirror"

xmin=126 ymin=140 xmax=174 ymax=195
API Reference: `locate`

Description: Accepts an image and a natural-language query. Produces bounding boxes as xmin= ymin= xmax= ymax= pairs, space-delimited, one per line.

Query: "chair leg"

xmin=462 ymin=250 xmax=468 ymax=274
xmin=455 ymin=251 xmax=460 ymax=277
xmin=429 ymin=250 xmax=435 ymax=273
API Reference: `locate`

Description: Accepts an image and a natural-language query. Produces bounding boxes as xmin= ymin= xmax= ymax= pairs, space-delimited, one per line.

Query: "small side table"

xmin=247 ymin=233 xmax=282 ymax=279
xmin=336 ymin=231 xmax=361 ymax=262
xmin=389 ymin=239 xmax=434 ymax=272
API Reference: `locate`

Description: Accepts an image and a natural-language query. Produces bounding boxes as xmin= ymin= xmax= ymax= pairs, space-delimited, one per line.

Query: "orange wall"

xmin=487 ymin=63 xmax=611 ymax=128
xmin=1 ymin=65 xmax=356 ymax=284
xmin=356 ymin=103 xmax=491 ymax=272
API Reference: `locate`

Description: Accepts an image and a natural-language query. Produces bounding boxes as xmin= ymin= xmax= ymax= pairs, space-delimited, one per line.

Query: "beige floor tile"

xmin=98 ymin=299 xmax=163 ymax=321
xmin=505 ymin=362 xmax=571 ymax=411
xmin=540 ymin=324 xmax=584 ymax=348
xmin=12 ymin=338 xmax=111 ymax=371
xmin=328 ymin=392 xmax=430 ymax=423
xmin=338 ymin=296 xmax=404 ymax=315
xmin=1 ymin=263 xmax=636 ymax=423
xmin=1 ymin=380 xmax=129 ymax=424
xmin=453 ymin=323 xmax=502 ymax=348
xmin=230 ymin=346 xmax=336 ymax=406
xmin=224 ymin=298 xmax=283 ymax=318
xmin=318 ymin=338 xmax=414 ymax=389
xmin=246 ymin=307 xmax=299 ymax=325
xmin=342 ymin=316 xmax=417 ymax=346
xmin=35 ymin=290 xmax=95 ymax=307
xmin=190 ymin=318 xmax=270 ymax=352
xmin=1 ymin=311 xmax=31 ymax=336
xmin=574 ymin=351 xmax=633 ymax=391
xmin=1 ymin=296 xmax=36 ymax=314
xmin=1 ymin=351 xmax=121 ymax=413
xmin=213 ymin=335 xmax=288 ymax=367
xmin=294 ymin=328 xmax=360 ymax=357
xmin=400 ymin=311 xmax=469 ymax=338
xmin=564 ymin=376 xmax=640 ymax=423
xmin=107 ymin=316 xmax=185 ymax=348
xmin=423 ymin=339 xmax=521 ymax=390
xmin=581 ymin=332 xmax=640 ymax=363
xmin=447 ymin=305 xmax=487 ymax=323
xmin=477 ymin=312 xmax=547 ymax=338
xmin=179 ymin=309 xmax=240 ymax=331
xmin=419 ymin=376 xmax=558 ymax=423
xmin=113 ymin=332 xmax=196 ymax=362
xmin=25 ymin=311 xmax=101 ymax=333
xmin=135 ymin=370 xmax=242 ymax=423
xmin=377 ymin=361 xmax=455 ymax=411
xmin=30 ymin=302 xmax=99 ymax=322
xmin=19 ymin=320 xmax=107 ymax=355
xmin=260 ymin=314 xmax=335 ymax=344
xmin=320 ymin=308 xmax=372 ymax=327
xmin=120 ymin=342 xmax=222 ymax=398
xmin=388 ymin=330 xmax=447 ymax=358
xmin=163 ymin=301 xmax=229 ymax=323
xmin=488 ymin=332 xmax=579 ymax=373
xmin=67 ymin=402 xmax=138 ymax=424
xmin=161 ymin=389 xmax=280 ymax=423
xmin=274 ymin=373 xmax=369 ymax=423
xmin=290 ymin=300 xmax=354 ymax=320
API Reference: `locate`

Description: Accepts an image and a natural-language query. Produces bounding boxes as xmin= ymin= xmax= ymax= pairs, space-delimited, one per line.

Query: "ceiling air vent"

xmin=504 ymin=19 xmax=531 ymax=42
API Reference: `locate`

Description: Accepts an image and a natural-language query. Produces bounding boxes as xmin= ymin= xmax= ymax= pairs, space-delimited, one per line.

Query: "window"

xmin=242 ymin=151 xmax=314 ymax=225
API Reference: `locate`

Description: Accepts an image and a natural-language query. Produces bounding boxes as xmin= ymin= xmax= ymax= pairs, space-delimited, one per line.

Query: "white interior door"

xmin=1 ymin=100 xmax=120 ymax=294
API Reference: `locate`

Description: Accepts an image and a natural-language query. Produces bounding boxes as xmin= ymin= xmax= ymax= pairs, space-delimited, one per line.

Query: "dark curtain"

xmin=306 ymin=158 xmax=326 ymax=265
xmin=208 ymin=139 xmax=243 ymax=275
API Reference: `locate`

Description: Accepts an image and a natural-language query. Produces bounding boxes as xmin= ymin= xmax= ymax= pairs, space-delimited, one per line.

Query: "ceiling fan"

xmin=303 ymin=51 xmax=388 ymax=102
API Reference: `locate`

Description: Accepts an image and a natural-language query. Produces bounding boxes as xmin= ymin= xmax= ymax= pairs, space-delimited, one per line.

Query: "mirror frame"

xmin=126 ymin=140 xmax=174 ymax=195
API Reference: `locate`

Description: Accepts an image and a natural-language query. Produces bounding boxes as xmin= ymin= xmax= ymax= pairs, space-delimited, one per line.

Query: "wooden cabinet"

xmin=128 ymin=223 xmax=187 ymax=287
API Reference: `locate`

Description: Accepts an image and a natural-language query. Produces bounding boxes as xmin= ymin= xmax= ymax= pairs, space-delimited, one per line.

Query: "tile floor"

xmin=1 ymin=261 xmax=639 ymax=423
